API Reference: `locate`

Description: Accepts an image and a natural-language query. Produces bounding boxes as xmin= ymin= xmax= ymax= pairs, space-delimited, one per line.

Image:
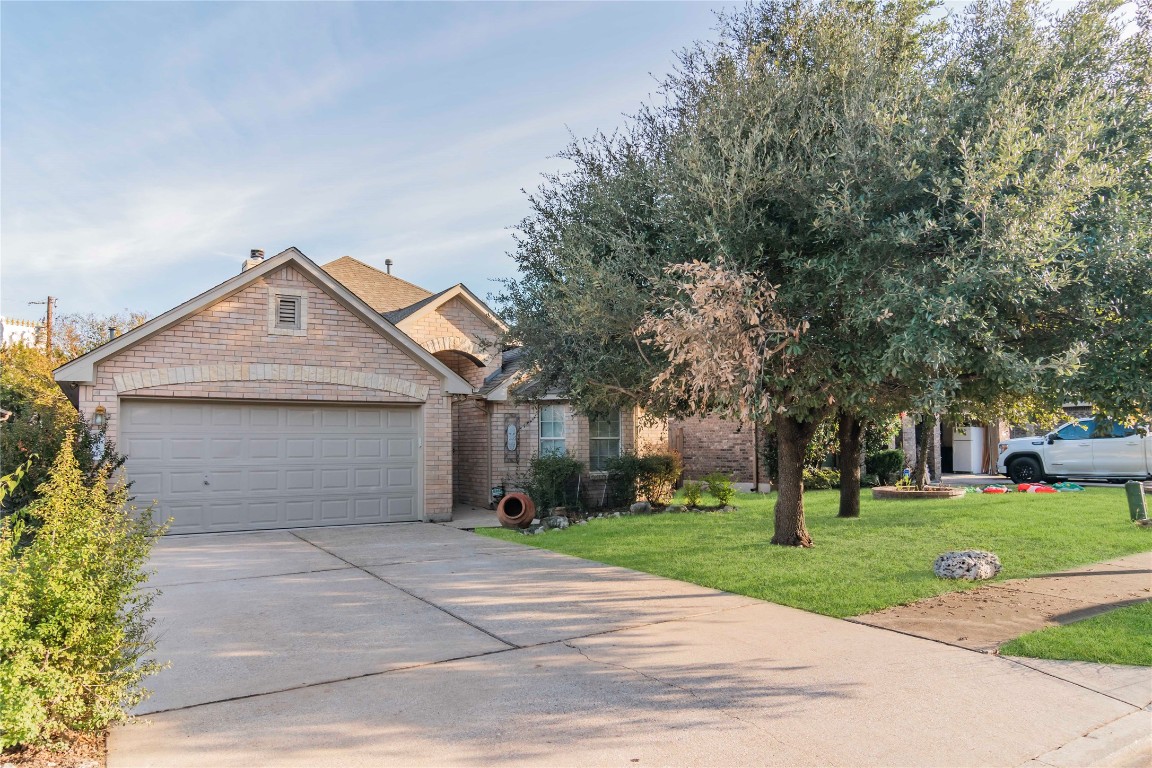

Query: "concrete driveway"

xmin=111 ymin=523 xmax=1150 ymax=767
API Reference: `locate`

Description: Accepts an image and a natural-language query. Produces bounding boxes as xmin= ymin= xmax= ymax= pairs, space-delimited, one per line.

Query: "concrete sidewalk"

xmin=111 ymin=524 xmax=1150 ymax=767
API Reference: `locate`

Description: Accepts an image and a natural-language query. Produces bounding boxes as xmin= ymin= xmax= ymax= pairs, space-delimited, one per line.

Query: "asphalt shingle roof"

xmin=322 ymin=256 xmax=433 ymax=314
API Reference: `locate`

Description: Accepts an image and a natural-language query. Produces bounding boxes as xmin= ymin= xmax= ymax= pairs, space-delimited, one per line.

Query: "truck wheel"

xmin=1008 ymin=457 xmax=1043 ymax=484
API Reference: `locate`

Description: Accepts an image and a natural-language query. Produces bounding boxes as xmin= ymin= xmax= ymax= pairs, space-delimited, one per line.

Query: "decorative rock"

xmin=541 ymin=515 xmax=569 ymax=530
xmin=629 ymin=501 xmax=653 ymax=515
xmin=576 ymin=519 xmax=588 ymax=525
xmin=934 ymin=550 xmax=1002 ymax=580
xmin=666 ymin=505 xmax=687 ymax=513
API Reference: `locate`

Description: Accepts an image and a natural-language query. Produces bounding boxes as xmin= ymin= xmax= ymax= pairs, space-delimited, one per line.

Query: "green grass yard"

xmin=999 ymin=602 xmax=1152 ymax=666
xmin=478 ymin=488 xmax=1152 ymax=618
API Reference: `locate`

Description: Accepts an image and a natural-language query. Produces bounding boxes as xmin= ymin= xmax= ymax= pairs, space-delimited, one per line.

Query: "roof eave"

xmin=54 ymin=248 xmax=474 ymax=396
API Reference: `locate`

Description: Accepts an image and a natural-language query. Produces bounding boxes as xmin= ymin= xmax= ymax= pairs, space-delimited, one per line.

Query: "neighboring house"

xmin=53 ymin=248 xmax=663 ymax=534
xmin=1 ymin=316 xmax=42 ymax=346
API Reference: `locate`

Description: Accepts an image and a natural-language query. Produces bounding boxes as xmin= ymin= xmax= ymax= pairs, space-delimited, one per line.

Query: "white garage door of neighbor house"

xmin=121 ymin=400 xmax=421 ymax=534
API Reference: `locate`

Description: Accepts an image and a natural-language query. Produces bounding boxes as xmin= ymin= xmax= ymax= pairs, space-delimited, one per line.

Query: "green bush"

xmin=803 ymin=467 xmax=841 ymax=490
xmin=521 ymin=452 xmax=584 ymax=513
xmin=865 ymin=449 xmax=906 ymax=485
xmin=635 ymin=452 xmax=683 ymax=506
xmin=704 ymin=472 xmax=736 ymax=506
xmin=0 ymin=436 xmax=166 ymax=748
xmin=606 ymin=452 xmax=684 ymax=507
xmin=682 ymin=480 xmax=704 ymax=507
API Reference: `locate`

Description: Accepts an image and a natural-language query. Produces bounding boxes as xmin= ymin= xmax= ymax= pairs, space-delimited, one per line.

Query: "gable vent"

xmin=276 ymin=295 xmax=300 ymax=329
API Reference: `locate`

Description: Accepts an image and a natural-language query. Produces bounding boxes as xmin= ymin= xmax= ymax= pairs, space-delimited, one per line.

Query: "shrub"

xmin=865 ymin=449 xmax=906 ymax=485
xmin=0 ymin=436 xmax=166 ymax=748
xmin=2 ymin=344 xmax=126 ymax=513
xmin=704 ymin=472 xmax=736 ymax=506
xmin=606 ymin=452 xmax=683 ymax=507
xmin=521 ymin=452 xmax=584 ymax=513
xmin=682 ymin=480 xmax=704 ymax=507
xmin=802 ymin=467 xmax=841 ymax=490
xmin=635 ymin=452 xmax=683 ymax=506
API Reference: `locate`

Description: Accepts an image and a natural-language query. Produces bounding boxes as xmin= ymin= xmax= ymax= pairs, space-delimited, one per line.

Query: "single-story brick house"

xmin=54 ymin=248 xmax=664 ymax=533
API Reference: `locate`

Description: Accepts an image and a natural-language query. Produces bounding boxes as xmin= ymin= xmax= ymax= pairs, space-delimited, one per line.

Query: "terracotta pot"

xmin=497 ymin=492 xmax=536 ymax=528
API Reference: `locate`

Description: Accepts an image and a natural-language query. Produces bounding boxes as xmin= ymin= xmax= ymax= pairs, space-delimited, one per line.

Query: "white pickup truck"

xmin=997 ymin=418 xmax=1152 ymax=484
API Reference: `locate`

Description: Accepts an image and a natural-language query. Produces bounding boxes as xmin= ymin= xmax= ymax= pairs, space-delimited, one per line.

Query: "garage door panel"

xmin=209 ymin=407 xmax=242 ymax=427
xmin=122 ymin=402 xmax=422 ymax=533
xmin=171 ymin=472 xmax=206 ymax=494
xmin=387 ymin=438 xmax=415 ymax=459
xmin=355 ymin=468 xmax=382 ymax=490
xmin=250 ymin=439 xmax=280 ymax=459
xmin=321 ymin=469 xmax=350 ymax=490
xmin=321 ymin=439 xmax=349 ymax=458
xmin=209 ymin=438 xmax=243 ymax=459
xmin=355 ymin=411 xmax=383 ymax=428
xmin=129 ymin=437 xmax=164 ymax=460
xmin=170 ymin=439 xmax=204 ymax=460
xmin=286 ymin=409 xmax=317 ymax=428
xmin=354 ymin=439 xmax=382 ymax=458
xmin=249 ymin=502 xmax=279 ymax=524
xmin=208 ymin=470 xmax=244 ymax=493
xmin=249 ymin=408 xmax=280 ymax=428
xmin=387 ymin=497 xmax=415 ymax=521
xmin=286 ymin=439 xmax=316 ymax=459
xmin=170 ymin=408 xmax=204 ymax=427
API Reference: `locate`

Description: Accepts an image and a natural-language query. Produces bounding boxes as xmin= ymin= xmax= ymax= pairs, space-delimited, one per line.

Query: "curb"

xmin=1019 ymin=709 xmax=1152 ymax=767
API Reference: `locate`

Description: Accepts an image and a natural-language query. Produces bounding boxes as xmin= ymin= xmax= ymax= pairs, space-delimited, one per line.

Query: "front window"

xmin=539 ymin=404 xmax=566 ymax=456
xmin=589 ymin=409 xmax=621 ymax=471
xmin=1056 ymin=420 xmax=1092 ymax=440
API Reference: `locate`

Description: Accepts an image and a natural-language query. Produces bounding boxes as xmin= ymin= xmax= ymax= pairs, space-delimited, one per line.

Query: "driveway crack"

xmin=287 ymin=531 xmax=518 ymax=649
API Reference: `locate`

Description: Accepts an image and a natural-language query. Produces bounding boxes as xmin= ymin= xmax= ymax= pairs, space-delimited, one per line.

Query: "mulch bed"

xmin=1 ymin=732 xmax=106 ymax=768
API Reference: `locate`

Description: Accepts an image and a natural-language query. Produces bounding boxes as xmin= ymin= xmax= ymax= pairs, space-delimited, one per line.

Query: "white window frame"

xmin=589 ymin=409 xmax=621 ymax=472
xmin=539 ymin=404 xmax=566 ymax=456
xmin=268 ymin=287 xmax=308 ymax=336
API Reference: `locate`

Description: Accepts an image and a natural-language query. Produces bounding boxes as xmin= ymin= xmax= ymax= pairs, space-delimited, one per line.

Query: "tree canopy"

xmin=498 ymin=0 xmax=1151 ymax=545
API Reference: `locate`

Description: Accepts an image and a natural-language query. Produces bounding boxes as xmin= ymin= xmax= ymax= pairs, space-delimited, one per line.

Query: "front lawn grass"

xmin=999 ymin=602 xmax=1152 ymax=666
xmin=478 ymin=488 xmax=1152 ymax=617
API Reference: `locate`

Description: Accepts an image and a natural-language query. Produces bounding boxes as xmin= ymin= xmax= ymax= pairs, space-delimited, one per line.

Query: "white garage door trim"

xmin=121 ymin=399 xmax=424 ymax=534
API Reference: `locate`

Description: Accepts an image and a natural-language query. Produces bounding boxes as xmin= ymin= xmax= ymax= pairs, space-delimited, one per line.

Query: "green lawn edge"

xmin=999 ymin=602 xmax=1152 ymax=666
xmin=478 ymin=488 xmax=1152 ymax=618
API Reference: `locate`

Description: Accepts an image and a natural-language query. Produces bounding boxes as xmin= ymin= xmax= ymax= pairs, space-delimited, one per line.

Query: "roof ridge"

xmin=325 ymin=255 xmax=432 ymax=295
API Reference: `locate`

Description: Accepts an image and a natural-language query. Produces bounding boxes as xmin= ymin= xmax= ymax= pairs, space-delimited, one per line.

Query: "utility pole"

xmin=28 ymin=296 xmax=56 ymax=353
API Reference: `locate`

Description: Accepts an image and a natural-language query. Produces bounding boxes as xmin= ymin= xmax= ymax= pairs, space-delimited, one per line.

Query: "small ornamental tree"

xmin=0 ymin=437 xmax=166 ymax=747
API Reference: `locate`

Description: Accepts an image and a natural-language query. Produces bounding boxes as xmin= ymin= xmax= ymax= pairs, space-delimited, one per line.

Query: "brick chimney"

xmin=242 ymin=249 xmax=265 ymax=272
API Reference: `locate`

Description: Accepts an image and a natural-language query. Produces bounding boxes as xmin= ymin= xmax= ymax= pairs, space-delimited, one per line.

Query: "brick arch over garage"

xmin=421 ymin=336 xmax=488 ymax=367
xmin=112 ymin=364 xmax=429 ymax=401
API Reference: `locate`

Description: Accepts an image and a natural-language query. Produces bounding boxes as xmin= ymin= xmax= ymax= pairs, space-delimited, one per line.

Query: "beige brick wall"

xmin=401 ymin=297 xmax=502 ymax=388
xmin=82 ymin=264 xmax=454 ymax=521
xmin=466 ymin=401 xmax=657 ymax=510
xmin=671 ymin=416 xmax=764 ymax=484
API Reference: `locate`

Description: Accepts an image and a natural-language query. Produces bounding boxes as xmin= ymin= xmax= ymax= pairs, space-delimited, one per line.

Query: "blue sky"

xmin=2 ymin=1 xmax=737 ymax=320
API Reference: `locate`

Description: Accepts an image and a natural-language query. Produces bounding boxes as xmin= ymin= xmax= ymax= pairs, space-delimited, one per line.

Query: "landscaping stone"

xmin=934 ymin=550 xmax=1002 ymax=580
xmin=629 ymin=501 xmax=653 ymax=515
xmin=541 ymin=515 xmax=570 ymax=530
xmin=666 ymin=505 xmax=687 ymax=513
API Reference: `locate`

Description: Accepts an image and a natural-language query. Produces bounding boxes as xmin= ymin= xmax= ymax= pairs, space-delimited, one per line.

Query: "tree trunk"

xmin=771 ymin=414 xmax=821 ymax=547
xmin=914 ymin=413 xmax=937 ymax=489
xmin=837 ymin=411 xmax=864 ymax=518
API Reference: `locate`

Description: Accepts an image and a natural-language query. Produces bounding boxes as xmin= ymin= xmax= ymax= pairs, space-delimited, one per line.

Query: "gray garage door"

xmin=121 ymin=400 xmax=421 ymax=534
